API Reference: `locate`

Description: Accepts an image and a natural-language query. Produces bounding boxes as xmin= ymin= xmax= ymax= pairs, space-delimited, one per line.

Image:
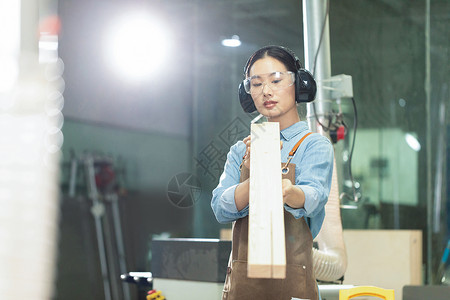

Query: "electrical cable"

xmin=339 ymin=96 xmax=359 ymax=202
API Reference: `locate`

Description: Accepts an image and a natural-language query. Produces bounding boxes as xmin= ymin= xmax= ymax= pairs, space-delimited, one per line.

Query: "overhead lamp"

xmin=405 ymin=133 xmax=421 ymax=152
xmin=221 ymin=35 xmax=241 ymax=47
xmin=105 ymin=12 xmax=171 ymax=82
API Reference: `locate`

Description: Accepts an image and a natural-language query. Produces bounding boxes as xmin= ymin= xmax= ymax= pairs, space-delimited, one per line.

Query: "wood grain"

xmin=248 ymin=122 xmax=286 ymax=278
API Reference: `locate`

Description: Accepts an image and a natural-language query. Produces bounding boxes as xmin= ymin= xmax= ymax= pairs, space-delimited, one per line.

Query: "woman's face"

xmin=248 ymin=56 xmax=297 ymax=121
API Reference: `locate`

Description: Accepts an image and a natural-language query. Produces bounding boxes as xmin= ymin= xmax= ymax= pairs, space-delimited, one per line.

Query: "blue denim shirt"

xmin=211 ymin=121 xmax=333 ymax=239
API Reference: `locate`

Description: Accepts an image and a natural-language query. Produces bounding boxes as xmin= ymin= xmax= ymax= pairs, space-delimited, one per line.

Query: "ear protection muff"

xmin=238 ymin=45 xmax=317 ymax=113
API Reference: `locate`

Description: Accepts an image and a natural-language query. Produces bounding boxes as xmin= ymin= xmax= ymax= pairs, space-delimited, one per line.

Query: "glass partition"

xmin=56 ymin=1 xmax=449 ymax=298
xmin=189 ymin=0 xmax=449 ymax=284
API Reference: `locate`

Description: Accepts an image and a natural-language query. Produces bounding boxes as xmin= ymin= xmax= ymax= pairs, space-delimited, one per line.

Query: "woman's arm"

xmin=211 ymin=141 xmax=249 ymax=224
xmin=234 ymin=178 xmax=250 ymax=211
xmin=284 ymin=135 xmax=334 ymax=219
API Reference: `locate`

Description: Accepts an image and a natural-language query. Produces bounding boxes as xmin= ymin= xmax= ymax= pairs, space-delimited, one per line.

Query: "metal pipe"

xmin=303 ymin=0 xmax=348 ymax=281
xmin=110 ymin=194 xmax=131 ymax=300
xmin=425 ymin=0 xmax=432 ymax=284
xmin=303 ymin=0 xmax=332 ymax=135
xmin=68 ymin=154 xmax=78 ymax=198
xmin=85 ymin=156 xmax=112 ymax=300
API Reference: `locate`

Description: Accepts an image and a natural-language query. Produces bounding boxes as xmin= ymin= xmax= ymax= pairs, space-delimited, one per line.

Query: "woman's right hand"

xmin=241 ymin=134 xmax=283 ymax=170
xmin=242 ymin=135 xmax=251 ymax=169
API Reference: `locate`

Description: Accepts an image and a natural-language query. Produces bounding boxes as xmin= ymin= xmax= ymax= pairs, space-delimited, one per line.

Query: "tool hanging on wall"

xmin=68 ymin=153 xmax=130 ymax=300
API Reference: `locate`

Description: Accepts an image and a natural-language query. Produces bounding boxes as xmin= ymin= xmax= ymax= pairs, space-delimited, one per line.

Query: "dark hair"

xmin=244 ymin=45 xmax=302 ymax=77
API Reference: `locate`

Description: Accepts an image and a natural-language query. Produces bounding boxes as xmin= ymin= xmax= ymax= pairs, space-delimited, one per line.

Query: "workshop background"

xmin=2 ymin=0 xmax=448 ymax=299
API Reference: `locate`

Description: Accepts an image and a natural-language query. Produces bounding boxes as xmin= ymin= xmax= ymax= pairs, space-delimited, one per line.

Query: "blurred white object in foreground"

xmin=0 ymin=1 xmax=63 ymax=299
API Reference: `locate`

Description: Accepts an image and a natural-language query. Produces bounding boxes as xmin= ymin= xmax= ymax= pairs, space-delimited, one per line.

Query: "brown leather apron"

xmin=222 ymin=134 xmax=318 ymax=300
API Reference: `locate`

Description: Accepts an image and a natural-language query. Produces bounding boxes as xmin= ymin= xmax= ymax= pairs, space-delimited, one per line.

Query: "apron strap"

xmin=240 ymin=131 xmax=313 ymax=171
xmin=282 ymin=132 xmax=313 ymax=172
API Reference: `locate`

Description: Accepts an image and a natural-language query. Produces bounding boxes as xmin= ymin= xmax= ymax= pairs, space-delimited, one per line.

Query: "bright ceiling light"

xmin=405 ymin=133 xmax=421 ymax=152
xmin=221 ymin=35 xmax=241 ymax=47
xmin=106 ymin=12 xmax=171 ymax=82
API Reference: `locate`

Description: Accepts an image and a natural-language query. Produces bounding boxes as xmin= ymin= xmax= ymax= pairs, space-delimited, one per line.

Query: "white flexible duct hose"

xmin=312 ymin=158 xmax=348 ymax=281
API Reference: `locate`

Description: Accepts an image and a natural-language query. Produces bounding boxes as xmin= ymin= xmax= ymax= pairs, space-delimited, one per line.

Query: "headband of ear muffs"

xmin=238 ymin=45 xmax=317 ymax=113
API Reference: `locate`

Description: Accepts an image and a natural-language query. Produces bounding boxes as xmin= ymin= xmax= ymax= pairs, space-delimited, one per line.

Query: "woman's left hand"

xmin=281 ymin=179 xmax=305 ymax=209
xmin=282 ymin=178 xmax=294 ymax=202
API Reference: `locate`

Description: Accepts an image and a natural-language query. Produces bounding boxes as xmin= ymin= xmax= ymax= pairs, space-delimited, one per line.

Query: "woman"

xmin=211 ymin=45 xmax=333 ymax=300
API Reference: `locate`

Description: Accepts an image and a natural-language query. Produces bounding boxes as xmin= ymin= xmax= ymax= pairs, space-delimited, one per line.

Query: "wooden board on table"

xmin=248 ymin=122 xmax=286 ymax=278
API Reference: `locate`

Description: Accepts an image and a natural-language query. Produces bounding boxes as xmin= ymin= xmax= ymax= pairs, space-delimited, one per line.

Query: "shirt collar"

xmin=280 ymin=121 xmax=309 ymax=141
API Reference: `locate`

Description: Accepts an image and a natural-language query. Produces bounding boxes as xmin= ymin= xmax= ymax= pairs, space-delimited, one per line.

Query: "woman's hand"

xmin=242 ymin=135 xmax=283 ymax=170
xmin=282 ymin=178 xmax=305 ymax=209
xmin=242 ymin=135 xmax=251 ymax=169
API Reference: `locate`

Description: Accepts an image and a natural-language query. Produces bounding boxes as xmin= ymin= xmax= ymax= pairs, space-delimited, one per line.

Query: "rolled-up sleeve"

xmin=284 ymin=135 xmax=334 ymax=221
xmin=211 ymin=142 xmax=249 ymax=224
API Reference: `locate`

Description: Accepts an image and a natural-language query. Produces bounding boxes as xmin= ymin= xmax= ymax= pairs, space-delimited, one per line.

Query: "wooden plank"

xmin=248 ymin=122 xmax=286 ymax=278
xmin=271 ymin=158 xmax=286 ymax=279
